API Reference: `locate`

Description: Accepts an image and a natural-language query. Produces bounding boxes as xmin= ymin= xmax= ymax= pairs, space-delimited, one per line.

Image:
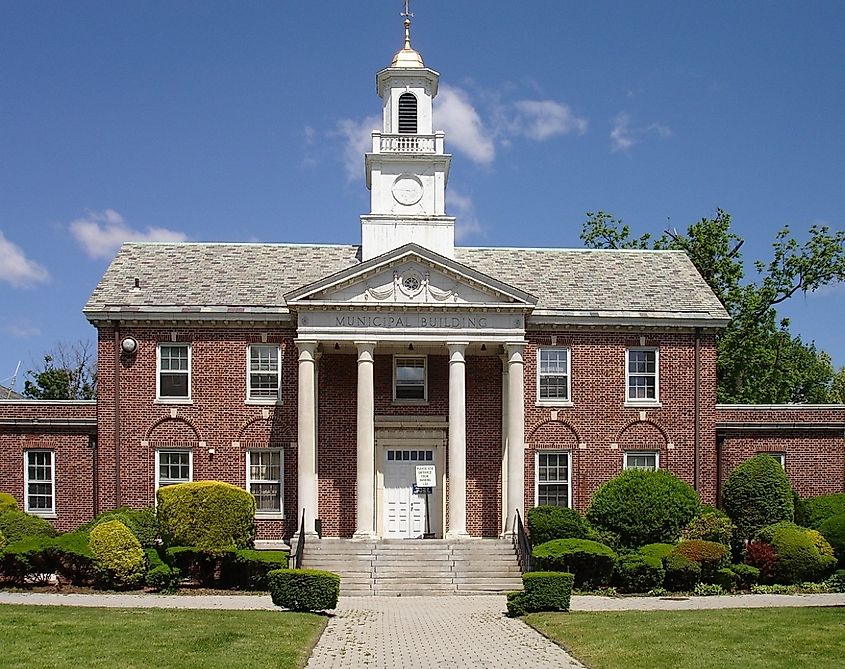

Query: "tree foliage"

xmin=23 ymin=340 xmax=97 ymax=400
xmin=581 ymin=210 xmax=845 ymax=403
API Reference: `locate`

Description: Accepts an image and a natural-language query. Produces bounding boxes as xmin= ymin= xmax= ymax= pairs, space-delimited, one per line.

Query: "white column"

xmin=353 ymin=341 xmax=377 ymax=539
xmin=295 ymin=340 xmax=319 ymax=538
xmin=504 ymin=343 xmax=526 ymax=536
xmin=500 ymin=353 xmax=509 ymax=536
xmin=447 ymin=342 xmax=470 ymax=539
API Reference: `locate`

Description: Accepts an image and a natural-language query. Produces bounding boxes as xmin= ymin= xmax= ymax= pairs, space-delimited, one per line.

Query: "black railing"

xmin=291 ymin=508 xmax=306 ymax=569
xmin=512 ymin=509 xmax=532 ymax=573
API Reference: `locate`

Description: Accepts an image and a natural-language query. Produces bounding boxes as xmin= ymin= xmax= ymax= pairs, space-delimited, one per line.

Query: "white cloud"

xmin=448 ymin=188 xmax=484 ymax=242
xmin=610 ymin=112 xmax=672 ymax=152
xmin=69 ymin=209 xmax=188 ymax=259
xmin=0 ymin=231 xmax=50 ymax=288
xmin=2 ymin=318 xmax=41 ymax=338
xmin=435 ymin=85 xmax=495 ymax=165
xmin=334 ymin=115 xmax=381 ymax=181
xmin=511 ymin=100 xmax=587 ymax=141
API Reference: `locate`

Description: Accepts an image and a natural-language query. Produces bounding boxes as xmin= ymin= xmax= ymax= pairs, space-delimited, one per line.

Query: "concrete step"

xmin=373 ymin=552 xmax=452 ymax=560
xmin=373 ymin=564 xmax=454 ymax=574
xmin=453 ymin=577 xmax=523 ymax=587
xmin=374 ymin=585 xmax=457 ymax=595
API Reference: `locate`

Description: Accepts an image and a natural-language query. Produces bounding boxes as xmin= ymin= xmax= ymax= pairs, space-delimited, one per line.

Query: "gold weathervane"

xmin=401 ymin=1 xmax=414 ymax=21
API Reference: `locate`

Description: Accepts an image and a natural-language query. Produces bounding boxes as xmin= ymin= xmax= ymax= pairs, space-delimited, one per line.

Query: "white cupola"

xmin=361 ymin=16 xmax=454 ymax=260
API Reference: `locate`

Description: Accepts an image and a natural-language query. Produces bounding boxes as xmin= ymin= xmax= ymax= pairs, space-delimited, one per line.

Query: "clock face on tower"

xmin=391 ymin=174 xmax=424 ymax=206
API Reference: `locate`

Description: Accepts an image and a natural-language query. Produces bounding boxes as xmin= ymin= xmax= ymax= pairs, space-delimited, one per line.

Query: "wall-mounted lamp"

xmin=120 ymin=337 xmax=138 ymax=355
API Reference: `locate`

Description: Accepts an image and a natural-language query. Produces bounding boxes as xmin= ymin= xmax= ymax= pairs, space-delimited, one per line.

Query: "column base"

xmin=445 ymin=530 xmax=471 ymax=541
xmin=352 ymin=530 xmax=377 ymax=540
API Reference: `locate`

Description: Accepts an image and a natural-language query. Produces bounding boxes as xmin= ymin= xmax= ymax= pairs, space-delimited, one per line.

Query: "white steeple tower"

xmin=361 ymin=10 xmax=454 ymax=260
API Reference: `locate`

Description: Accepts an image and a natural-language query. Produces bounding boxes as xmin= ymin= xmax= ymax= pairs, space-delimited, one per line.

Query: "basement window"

xmin=624 ymin=451 xmax=659 ymax=471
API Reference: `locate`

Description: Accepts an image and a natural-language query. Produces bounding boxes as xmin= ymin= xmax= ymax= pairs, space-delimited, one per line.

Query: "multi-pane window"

xmin=624 ymin=451 xmax=659 ymax=471
xmin=761 ymin=452 xmax=786 ymax=469
xmin=394 ymin=356 xmax=427 ymax=401
xmin=25 ymin=451 xmax=55 ymax=514
xmin=536 ymin=452 xmax=571 ymax=507
xmin=538 ymin=348 xmax=571 ymax=402
xmin=386 ymin=449 xmax=433 ymax=462
xmin=247 ymin=344 xmax=281 ymax=401
xmin=626 ymin=348 xmax=658 ymax=402
xmin=156 ymin=450 xmax=192 ymax=488
xmin=158 ymin=344 xmax=191 ymax=399
xmin=247 ymin=450 xmax=283 ymax=515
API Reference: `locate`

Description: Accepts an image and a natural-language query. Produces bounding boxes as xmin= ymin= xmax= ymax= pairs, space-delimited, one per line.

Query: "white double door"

xmin=383 ymin=448 xmax=434 ymax=539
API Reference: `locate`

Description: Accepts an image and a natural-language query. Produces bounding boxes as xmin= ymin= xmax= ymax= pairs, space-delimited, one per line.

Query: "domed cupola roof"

xmin=391 ymin=18 xmax=425 ymax=68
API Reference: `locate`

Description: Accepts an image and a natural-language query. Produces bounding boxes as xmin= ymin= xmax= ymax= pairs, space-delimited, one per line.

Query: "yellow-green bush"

xmin=157 ymin=481 xmax=255 ymax=553
xmin=0 ymin=492 xmax=18 ymax=513
xmin=0 ymin=529 xmax=5 ymax=551
xmin=89 ymin=520 xmax=146 ymax=589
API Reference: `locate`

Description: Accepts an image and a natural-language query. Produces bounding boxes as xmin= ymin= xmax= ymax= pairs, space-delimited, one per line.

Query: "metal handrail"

xmin=292 ymin=508 xmax=306 ymax=569
xmin=512 ymin=509 xmax=533 ymax=573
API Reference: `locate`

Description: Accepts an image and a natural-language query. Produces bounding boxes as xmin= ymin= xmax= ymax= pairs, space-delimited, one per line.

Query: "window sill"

xmin=392 ymin=400 xmax=429 ymax=406
xmin=535 ymin=401 xmax=574 ymax=408
xmin=155 ymin=398 xmax=193 ymax=405
xmin=245 ymin=399 xmax=284 ymax=406
xmin=255 ymin=513 xmax=285 ymax=521
xmin=624 ymin=401 xmax=662 ymax=409
xmin=27 ymin=511 xmax=57 ymax=519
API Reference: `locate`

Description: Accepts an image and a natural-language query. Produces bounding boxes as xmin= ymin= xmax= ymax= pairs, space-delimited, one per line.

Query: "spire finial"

xmin=401 ymin=1 xmax=414 ymax=49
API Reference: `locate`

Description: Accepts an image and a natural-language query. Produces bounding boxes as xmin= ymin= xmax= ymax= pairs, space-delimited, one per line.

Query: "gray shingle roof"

xmin=84 ymin=242 xmax=729 ymax=324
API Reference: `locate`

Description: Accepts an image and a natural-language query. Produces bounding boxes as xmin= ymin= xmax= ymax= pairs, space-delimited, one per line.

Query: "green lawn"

xmin=0 ymin=605 xmax=326 ymax=669
xmin=526 ymin=607 xmax=845 ymax=669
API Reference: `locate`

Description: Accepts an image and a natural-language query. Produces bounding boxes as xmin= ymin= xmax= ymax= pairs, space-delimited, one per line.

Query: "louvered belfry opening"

xmin=398 ymin=93 xmax=418 ymax=134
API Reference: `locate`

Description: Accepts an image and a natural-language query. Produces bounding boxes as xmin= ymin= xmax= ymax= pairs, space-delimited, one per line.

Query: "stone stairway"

xmin=300 ymin=538 xmax=523 ymax=596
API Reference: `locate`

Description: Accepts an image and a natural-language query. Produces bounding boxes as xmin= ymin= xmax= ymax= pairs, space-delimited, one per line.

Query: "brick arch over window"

xmin=145 ymin=417 xmax=200 ymax=443
xmin=237 ymin=417 xmax=295 ymax=444
xmin=616 ymin=420 xmax=669 ymax=450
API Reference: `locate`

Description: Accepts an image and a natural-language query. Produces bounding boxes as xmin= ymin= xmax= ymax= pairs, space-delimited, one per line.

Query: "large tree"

xmin=581 ymin=210 xmax=845 ymax=403
xmin=24 ymin=340 xmax=97 ymax=400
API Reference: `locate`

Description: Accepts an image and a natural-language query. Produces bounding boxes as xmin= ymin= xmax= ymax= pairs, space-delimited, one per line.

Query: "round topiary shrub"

xmin=531 ymin=538 xmax=617 ymax=588
xmin=81 ymin=507 xmax=158 ymax=547
xmin=664 ymin=553 xmax=701 ymax=591
xmin=157 ymin=481 xmax=256 ymax=553
xmin=638 ymin=543 xmax=676 ymax=561
xmin=0 ymin=509 xmax=58 ymax=544
xmin=671 ymin=540 xmax=729 ymax=582
xmin=756 ymin=521 xmax=837 ymax=584
xmin=681 ymin=512 xmax=735 ymax=546
xmin=729 ymin=563 xmax=760 ymax=590
xmin=586 ymin=470 xmax=700 ymax=548
xmin=722 ymin=454 xmax=794 ymax=542
xmin=269 ymin=569 xmax=340 ymax=612
xmin=89 ymin=520 xmax=146 ymax=589
xmin=818 ymin=513 xmax=845 ymax=567
xmin=527 ymin=505 xmax=591 ymax=546
xmin=800 ymin=494 xmax=845 ymax=529
xmin=0 ymin=492 xmax=18 ymax=513
xmin=615 ymin=553 xmax=665 ymax=593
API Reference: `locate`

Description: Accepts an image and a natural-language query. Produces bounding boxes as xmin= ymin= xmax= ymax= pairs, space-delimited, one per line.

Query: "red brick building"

xmin=2 ymin=20 xmax=843 ymax=542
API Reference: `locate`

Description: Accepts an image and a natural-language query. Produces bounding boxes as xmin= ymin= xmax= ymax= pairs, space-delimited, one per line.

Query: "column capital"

xmin=294 ymin=339 xmax=319 ymax=358
xmin=447 ymin=341 xmax=469 ymax=359
xmin=354 ymin=341 xmax=377 ymax=360
xmin=504 ymin=342 xmax=525 ymax=364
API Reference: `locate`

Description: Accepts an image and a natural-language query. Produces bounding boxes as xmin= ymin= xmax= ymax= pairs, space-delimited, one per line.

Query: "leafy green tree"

xmin=23 ymin=340 xmax=96 ymax=400
xmin=581 ymin=210 xmax=845 ymax=403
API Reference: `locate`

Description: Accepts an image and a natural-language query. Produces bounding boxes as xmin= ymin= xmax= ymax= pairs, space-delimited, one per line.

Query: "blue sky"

xmin=1 ymin=1 xmax=843 ymax=390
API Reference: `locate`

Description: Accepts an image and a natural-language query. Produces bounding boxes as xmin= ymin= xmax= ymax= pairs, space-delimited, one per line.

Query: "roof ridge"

xmin=457 ymin=246 xmax=685 ymax=254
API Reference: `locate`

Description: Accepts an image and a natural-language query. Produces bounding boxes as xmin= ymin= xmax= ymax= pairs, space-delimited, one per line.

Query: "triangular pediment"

xmin=286 ymin=243 xmax=536 ymax=309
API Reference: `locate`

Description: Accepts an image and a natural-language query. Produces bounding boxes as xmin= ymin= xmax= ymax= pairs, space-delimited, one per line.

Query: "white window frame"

xmin=246 ymin=449 xmax=284 ymax=518
xmin=24 ymin=450 xmax=56 ymax=517
xmin=761 ymin=452 xmax=786 ymax=469
xmin=536 ymin=347 xmax=572 ymax=405
xmin=245 ymin=344 xmax=282 ymax=404
xmin=624 ymin=451 xmax=660 ymax=471
xmin=534 ymin=451 xmax=572 ymax=508
xmin=625 ymin=347 xmax=660 ymax=405
xmin=155 ymin=449 xmax=193 ymax=490
xmin=156 ymin=343 xmax=192 ymax=402
xmin=393 ymin=355 xmax=428 ymax=403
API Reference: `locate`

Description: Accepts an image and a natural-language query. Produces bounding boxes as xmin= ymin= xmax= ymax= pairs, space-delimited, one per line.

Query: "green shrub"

xmin=269 ymin=568 xmax=339 ymax=612
xmin=671 ymin=540 xmax=730 ymax=581
xmin=586 ymin=470 xmax=699 ymax=548
xmin=527 ymin=505 xmax=591 ymax=546
xmin=757 ymin=522 xmax=837 ymax=584
xmin=506 ymin=571 xmax=574 ymax=616
xmin=0 ymin=537 xmax=53 ymax=585
xmin=663 ymin=553 xmax=702 ymax=591
xmin=81 ymin=508 xmax=158 ymax=547
xmin=585 ymin=527 xmax=622 ymax=550
xmin=800 ymin=494 xmax=845 ymax=529
xmin=826 ymin=569 xmax=845 ymax=593
xmin=222 ymin=549 xmax=289 ymax=590
xmin=722 ymin=455 xmax=794 ymax=542
xmin=0 ymin=509 xmax=58 ymax=544
xmin=157 ymin=481 xmax=255 ymax=553
xmin=681 ymin=512 xmax=735 ymax=546
xmin=50 ymin=531 xmax=95 ymax=585
xmin=804 ymin=528 xmax=834 ymax=557
xmin=697 ymin=504 xmax=728 ymax=518
xmin=164 ymin=546 xmax=235 ymax=586
xmin=714 ymin=567 xmax=738 ymax=592
xmin=638 ymin=543 xmax=676 ymax=561
xmin=145 ymin=549 xmax=181 ymax=591
xmin=89 ymin=520 xmax=146 ymax=589
xmin=818 ymin=514 xmax=845 ymax=567
xmin=0 ymin=492 xmax=18 ymax=513
xmin=615 ymin=553 xmax=665 ymax=593
xmin=729 ymin=563 xmax=760 ymax=589
xmin=532 ymin=539 xmax=617 ymax=588
xmin=0 ymin=530 xmax=5 ymax=551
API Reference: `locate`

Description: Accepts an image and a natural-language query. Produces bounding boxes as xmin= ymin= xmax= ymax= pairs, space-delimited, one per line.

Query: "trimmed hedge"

xmin=818 ymin=513 xmax=845 ymax=567
xmin=157 ymin=481 xmax=255 ymax=553
xmin=506 ymin=571 xmax=574 ymax=616
xmin=681 ymin=513 xmax=734 ymax=546
xmin=663 ymin=553 xmax=701 ymax=591
xmin=722 ymin=455 xmax=794 ymax=541
xmin=224 ymin=549 xmax=289 ymax=590
xmin=269 ymin=568 xmax=339 ymax=612
xmin=0 ymin=509 xmax=58 ymax=544
xmin=145 ymin=548 xmax=181 ymax=591
xmin=0 ymin=492 xmax=18 ymax=513
xmin=638 ymin=543 xmax=675 ymax=561
xmin=81 ymin=508 xmax=158 ymax=547
xmin=729 ymin=563 xmax=760 ymax=589
xmin=0 ymin=536 xmax=53 ymax=585
xmin=89 ymin=520 xmax=146 ymax=589
xmin=165 ymin=546 xmax=235 ymax=586
xmin=527 ymin=505 xmax=591 ymax=546
xmin=800 ymin=494 xmax=845 ymax=529
xmin=586 ymin=470 xmax=700 ymax=548
xmin=756 ymin=522 xmax=837 ymax=584
xmin=714 ymin=567 xmax=738 ymax=592
xmin=532 ymin=539 xmax=616 ymax=588
xmin=50 ymin=531 xmax=95 ymax=585
xmin=615 ymin=553 xmax=665 ymax=593
xmin=671 ymin=540 xmax=730 ymax=582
